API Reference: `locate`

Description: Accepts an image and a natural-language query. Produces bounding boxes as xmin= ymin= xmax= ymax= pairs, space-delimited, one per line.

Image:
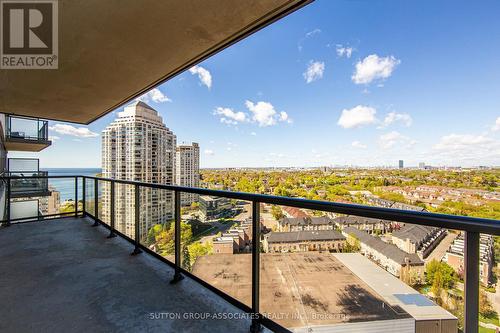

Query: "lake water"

xmin=42 ymin=168 xmax=101 ymax=201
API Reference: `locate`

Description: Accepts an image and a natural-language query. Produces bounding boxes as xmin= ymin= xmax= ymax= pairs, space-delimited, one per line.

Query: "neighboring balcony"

xmin=4 ymin=115 xmax=51 ymax=152
xmin=7 ymin=158 xmax=51 ymax=199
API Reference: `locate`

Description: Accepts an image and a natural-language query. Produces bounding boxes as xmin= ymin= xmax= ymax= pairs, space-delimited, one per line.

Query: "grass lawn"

xmin=479 ymin=326 xmax=496 ymax=333
xmin=480 ymin=313 xmax=500 ymax=326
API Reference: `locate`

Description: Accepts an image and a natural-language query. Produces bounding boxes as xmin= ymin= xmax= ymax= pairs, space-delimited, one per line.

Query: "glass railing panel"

xmin=7 ymin=117 xmax=48 ymax=141
xmin=0 ymin=180 xmax=6 ymax=221
xmin=111 ymin=183 xmax=136 ymax=239
xmin=8 ymin=158 xmax=39 ymax=172
xmin=258 ymin=205 xmax=463 ymax=332
xmin=181 ymin=194 xmax=253 ymax=307
xmin=9 ymin=172 xmax=48 ymax=196
xmin=85 ymin=178 xmax=95 ymax=217
xmin=10 ymin=199 xmax=38 ymax=221
xmin=100 ymin=180 xmax=111 ymax=226
xmin=46 ymin=177 xmax=77 ymax=217
xmin=138 ymin=187 xmax=175 ymax=263
xmin=96 ymin=179 xmax=103 ymax=223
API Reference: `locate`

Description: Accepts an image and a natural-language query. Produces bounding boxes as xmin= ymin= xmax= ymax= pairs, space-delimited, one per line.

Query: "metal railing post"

xmin=82 ymin=176 xmax=86 ymax=216
xmin=107 ymin=180 xmax=116 ymax=238
xmin=74 ymin=176 xmax=78 ymax=217
xmin=250 ymin=200 xmax=261 ymax=333
xmin=5 ymin=178 xmax=11 ymax=226
xmin=170 ymin=190 xmax=184 ymax=284
xmin=92 ymin=178 xmax=99 ymax=226
xmin=464 ymin=231 xmax=479 ymax=333
xmin=131 ymin=184 xmax=142 ymax=255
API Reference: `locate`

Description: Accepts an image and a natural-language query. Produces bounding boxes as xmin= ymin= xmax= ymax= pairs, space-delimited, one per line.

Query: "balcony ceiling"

xmin=0 ymin=0 xmax=311 ymax=124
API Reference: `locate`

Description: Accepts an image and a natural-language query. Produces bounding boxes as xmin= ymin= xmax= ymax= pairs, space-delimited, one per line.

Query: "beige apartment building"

xmin=175 ymin=142 xmax=200 ymax=206
xmin=101 ymin=101 xmax=176 ymax=239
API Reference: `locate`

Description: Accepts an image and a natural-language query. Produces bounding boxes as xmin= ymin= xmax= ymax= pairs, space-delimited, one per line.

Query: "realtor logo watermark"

xmin=1 ymin=0 xmax=58 ymax=69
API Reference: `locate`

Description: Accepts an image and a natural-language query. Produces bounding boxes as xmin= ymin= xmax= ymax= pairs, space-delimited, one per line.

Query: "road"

xmin=425 ymin=231 xmax=458 ymax=264
xmin=198 ymin=203 xmax=252 ymax=245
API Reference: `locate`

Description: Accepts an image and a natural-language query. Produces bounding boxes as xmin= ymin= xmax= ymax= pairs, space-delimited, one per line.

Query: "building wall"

xmin=416 ymin=319 xmax=458 ymax=333
xmin=213 ymin=240 xmax=236 ymax=254
xmin=264 ymin=239 xmax=345 ymax=253
xmin=175 ymin=143 xmax=200 ymax=206
xmin=199 ymin=196 xmax=231 ymax=222
xmin=357 ymin=241 xmax=424 ymax=280
xmin=445 ymin=252 xmax=491 ymax=285
xmin=101 ymin=102 xmax=175 ymax=239
xmin=392 ymin=237 xmax=417 ymax=254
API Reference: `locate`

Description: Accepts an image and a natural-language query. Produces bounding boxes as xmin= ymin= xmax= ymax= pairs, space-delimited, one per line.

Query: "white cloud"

xmin=305 ymin=28 xmax=321 ymax=38
xmin=336 ymin=45 xmax=353 ymax=58
xmin=250 ymin=132 xmax=257 ymax=136
xmin=432 ymin=134 xmax=500 ymax=163
xmin=337 ymin=105 xmax=377 ymax=129
xmin=379 ymin=131 xmax=416 ymax=149
xmin=303 ymin=60 xmax=325 ymax=83
xmin=380 ymin=112 xmax=413 ymax=128
xmin=352 ymin=54 xmax=400 ymax=84
xmin=279 ymin=111 xmax=292 ymax=123
xmin=213 ymin=107 xmax=248 ymax=125
xmin=49 ymin=124 xmax=99 ymax=138
xmin=214 ymin=101 xmax=291 ymax=127
xmin=48 ymin=135 xmax=60 ymax=141
xmin=351 ymin=141 xmax=367 ymax=149
xmin=298 ymin=29 xmax=321 ymax=51
xmin=136 ymin=88 xmax=171 ymax=103
xmin=433 ymin=134 xmax=495 ymax=151
xmin=204 ymin=149 xmax=214 ymax=156
xmin=189 ymin=65 xmax=212 ymax=89
xmin=245 ymin=100 xmax=291 ymax=127
xmin=492 ymin=117 xmax=500 ymax=131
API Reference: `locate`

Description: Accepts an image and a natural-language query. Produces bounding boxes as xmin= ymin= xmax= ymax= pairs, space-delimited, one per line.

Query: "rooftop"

xmin=334 ymin=215 xmax=388 ymax=225
xmin=392 ymin=224 xmax=437 ymax=244
xmin=279 ymin=216 xmax=333 ymax=226
xmin=334 ymin=253 xmax=456 ymax=321
xmin=343 ymin=227 xmax=424 ymax=265
xmin=192 ymin=252 xmax=413 ymax=329
xmin=266 ymin=230 xmax=345 ymax=243
xmin=0 ymin=217 xmax=250 ymax=332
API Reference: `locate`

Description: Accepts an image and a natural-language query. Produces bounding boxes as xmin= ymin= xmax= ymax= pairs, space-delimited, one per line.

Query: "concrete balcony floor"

xmin=0 ymin=217 xmax=251 ymax=333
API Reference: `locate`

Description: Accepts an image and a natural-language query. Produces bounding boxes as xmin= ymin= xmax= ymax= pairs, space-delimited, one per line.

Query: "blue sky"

xmin=13 ymin=0 xmax=500 ymax=168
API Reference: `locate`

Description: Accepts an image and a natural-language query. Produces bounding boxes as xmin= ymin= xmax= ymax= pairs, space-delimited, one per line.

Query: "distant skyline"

xmin=11 ymin=0 xmax=500 ymax=168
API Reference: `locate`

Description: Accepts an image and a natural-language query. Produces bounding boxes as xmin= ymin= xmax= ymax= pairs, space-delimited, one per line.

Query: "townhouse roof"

xmin=392 ymin=224 xmax=436 ymax=245
xmin=266 ymin=230 xmax=345 ymax=243
xmin=279 ymin=216 xmax=333 ymax=226
xmin=343 ymin=227 xmax=424 ymax=266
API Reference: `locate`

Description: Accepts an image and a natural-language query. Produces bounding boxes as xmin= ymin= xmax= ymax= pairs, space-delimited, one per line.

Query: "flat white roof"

xmin=333 ymin=253 xmax=457 ymax=321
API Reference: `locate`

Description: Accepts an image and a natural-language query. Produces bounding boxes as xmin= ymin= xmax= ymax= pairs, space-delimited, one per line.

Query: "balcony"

xmin=1 ymin=174 xmax=499 ymax=333
xmin=4 ymin=115 xmax=51 ymax=152
xmin=0 ymin=217 xmax=250 ymax=332
xmin=6 ymin=158 xmax=51 ymax=199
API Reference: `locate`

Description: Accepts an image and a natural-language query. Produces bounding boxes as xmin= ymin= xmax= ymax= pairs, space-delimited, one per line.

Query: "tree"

xmin=342 ymin=233 xmax=360 ymax=253
xmin=155 ymin=221 xmax=193 ymax=257
xmin=479 ymin=289 xmax=495 ymax=317
xmin=426 ymin=259 xmax=457 ymax=289
xmin=187 ymin=242 xmax=213 ymax=269
xmin=270 ymin=205 xmax=284 ymax=221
